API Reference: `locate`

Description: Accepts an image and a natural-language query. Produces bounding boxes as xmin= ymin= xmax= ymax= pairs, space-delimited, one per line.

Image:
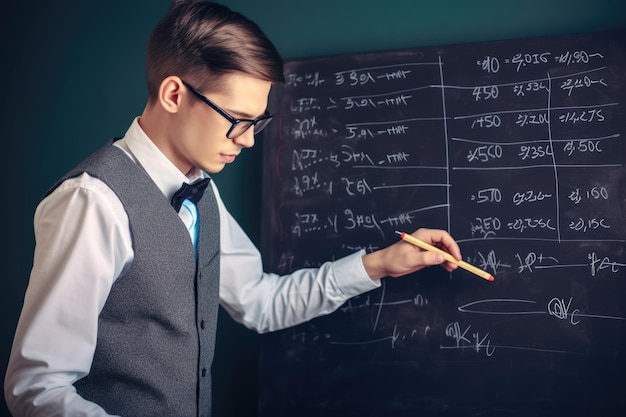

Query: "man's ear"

xmin=158 ymin=76 xmax=184 ymax=114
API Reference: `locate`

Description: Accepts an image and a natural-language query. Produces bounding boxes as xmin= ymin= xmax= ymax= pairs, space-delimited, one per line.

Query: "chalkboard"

xmin=259 ymin=30 xmax=626 ymax=417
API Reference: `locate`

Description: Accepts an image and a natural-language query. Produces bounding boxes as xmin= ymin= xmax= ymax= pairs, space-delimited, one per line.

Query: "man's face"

xmin=176 ymin=72 xmax=272 ymax=174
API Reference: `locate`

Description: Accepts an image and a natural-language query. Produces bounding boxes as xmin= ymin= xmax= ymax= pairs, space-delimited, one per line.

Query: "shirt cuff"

xmin=332 ymin=250 xmax=381 ymax=298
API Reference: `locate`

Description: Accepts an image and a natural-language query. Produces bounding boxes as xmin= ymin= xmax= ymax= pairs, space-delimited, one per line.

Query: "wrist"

xmin=361 ymin=248 xmax=388 ymax=280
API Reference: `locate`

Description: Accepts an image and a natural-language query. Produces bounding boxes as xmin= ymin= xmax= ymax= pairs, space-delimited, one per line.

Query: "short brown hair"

xmin=145 ymin=0 xmax=284 ymax=101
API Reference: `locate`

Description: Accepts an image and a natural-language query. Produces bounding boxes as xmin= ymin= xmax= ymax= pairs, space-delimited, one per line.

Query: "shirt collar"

xmin=116 ymin=117 xmax=208 ymax=202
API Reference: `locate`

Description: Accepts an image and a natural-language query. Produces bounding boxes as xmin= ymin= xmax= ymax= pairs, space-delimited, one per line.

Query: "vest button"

xmin=200 ymin=320 xmax=205 ymax=329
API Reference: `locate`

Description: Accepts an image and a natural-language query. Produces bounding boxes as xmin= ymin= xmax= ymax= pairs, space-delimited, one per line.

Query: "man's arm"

xmin=216 ymin=183 xmax=461 ymax=333
xmin=5 ymin=174 xmax=131 ymax=417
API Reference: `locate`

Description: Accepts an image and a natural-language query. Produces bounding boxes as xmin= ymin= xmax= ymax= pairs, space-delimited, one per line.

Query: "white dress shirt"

xmin=4 ymin=118 xmax=380 ymax=416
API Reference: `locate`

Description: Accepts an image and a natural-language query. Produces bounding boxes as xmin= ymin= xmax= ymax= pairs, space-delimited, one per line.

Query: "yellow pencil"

xmin=395 ymin=231 xmax=494 ymax=282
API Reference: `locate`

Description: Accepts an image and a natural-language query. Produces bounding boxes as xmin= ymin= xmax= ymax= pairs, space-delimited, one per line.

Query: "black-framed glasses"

xmin=182 ymin=80 xmax=273 ymax=139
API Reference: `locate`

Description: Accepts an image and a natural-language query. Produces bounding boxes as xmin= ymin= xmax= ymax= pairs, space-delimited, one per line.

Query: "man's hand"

xmin=362 ymin=228 xmax=461 ymax=280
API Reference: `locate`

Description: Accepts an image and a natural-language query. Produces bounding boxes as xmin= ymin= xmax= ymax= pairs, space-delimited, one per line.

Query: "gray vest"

xmin=48 ymin=142 xmax=220 ymax=417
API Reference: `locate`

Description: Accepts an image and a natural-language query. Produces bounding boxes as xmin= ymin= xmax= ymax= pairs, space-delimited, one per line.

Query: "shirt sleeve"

xmin=214 ymin=183 xmax=380 ymax=333
xmin=4 ymin=173 xmax=131 ymax=417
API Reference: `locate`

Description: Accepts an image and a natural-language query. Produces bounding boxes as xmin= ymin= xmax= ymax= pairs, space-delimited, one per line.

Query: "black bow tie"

xmin=170 ymin=178 xmax=212 ymax=212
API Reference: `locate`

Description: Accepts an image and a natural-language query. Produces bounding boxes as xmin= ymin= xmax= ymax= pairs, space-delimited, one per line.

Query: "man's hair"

xmin=145 ymin=0 xmax=284 ymax=101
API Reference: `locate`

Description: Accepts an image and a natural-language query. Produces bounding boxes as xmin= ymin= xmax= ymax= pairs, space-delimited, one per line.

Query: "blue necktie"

xmin=171 ymin=179 xmax=212 ymax=253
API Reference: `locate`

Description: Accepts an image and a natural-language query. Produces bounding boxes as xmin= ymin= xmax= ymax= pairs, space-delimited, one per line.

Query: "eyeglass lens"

xmin=229 ymin=116 xmax=272 ymax=139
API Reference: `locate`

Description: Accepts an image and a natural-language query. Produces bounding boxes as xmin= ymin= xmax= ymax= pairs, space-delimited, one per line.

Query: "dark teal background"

xmin=1 ymin=1 xmax=624 ymax=416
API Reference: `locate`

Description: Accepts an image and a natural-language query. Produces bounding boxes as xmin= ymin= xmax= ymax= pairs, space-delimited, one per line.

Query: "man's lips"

xmin=221 ymin=153 xmax=238 ymax=163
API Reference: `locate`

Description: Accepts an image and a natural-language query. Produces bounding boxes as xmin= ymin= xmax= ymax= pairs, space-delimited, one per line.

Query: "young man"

xmin=4 ymin=1 xmax=462 ymax=416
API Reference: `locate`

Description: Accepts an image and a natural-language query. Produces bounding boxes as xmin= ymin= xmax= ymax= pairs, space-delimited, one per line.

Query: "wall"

xmin=0 ymin=1 xmax=624 ymax=416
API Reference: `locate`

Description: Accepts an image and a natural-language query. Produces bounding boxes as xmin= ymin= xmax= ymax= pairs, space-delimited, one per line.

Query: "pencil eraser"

xmin=488 ymin=275 xmax=494 ymax=281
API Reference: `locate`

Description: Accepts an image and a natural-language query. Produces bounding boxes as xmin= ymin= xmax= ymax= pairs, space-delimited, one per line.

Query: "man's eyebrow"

xmin=229 ymin=108 xmax=268 ymax=119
